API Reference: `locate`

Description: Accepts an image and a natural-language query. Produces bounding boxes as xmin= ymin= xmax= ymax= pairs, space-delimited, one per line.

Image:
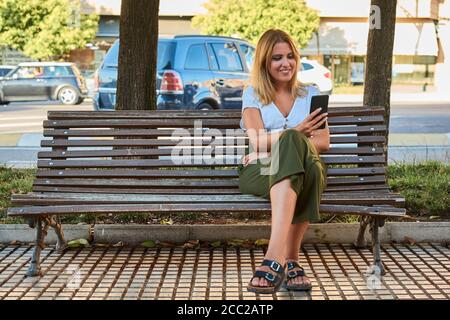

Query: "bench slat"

xmin=37 ymin=146 xmax=384 ymax=159
xmin=37 ymin=156 xmax=386 ymax=168
xmin=11 ymin=191 xmax=405 ymax=206
xmin=32 ymin=184 xmax=391 ymax=194
xmin=32 ymin=175 xmax=386 ymax=188
xmin=40 ymin=135 xmax=386 ymax=147
xmin=7 ymin=203 xmax=406 ymax=218
xmin=35 ymin=167 xmax=386 ymax=178
xmin=46 ymin=107 xmax=386 ymax=119
xmin=43 ymin=116 xmax=384 ymax=129
xmin=12 ymin=191 xmax=404 ymax=201
xmin=42 ymin=125 xmax=386 ymax=138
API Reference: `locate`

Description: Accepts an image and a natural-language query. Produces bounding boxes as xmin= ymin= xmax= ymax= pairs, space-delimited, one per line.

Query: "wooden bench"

xmin=8 ymin=108 xmax=407 ymax=277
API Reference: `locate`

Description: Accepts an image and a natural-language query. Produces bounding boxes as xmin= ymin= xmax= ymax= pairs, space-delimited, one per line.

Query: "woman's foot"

xmin=284 ymin=260 xmax=312 ymax=291
xmin=251 ymin=265 xmax=276 ymax=287
xmin=247 ymin=259 xmax=285 ymax=294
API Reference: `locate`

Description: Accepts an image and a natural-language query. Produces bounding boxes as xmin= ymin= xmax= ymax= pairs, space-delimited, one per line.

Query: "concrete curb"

xmin=1 ymin=222 xmax=449 ymax=245
xmin=0 ymin=224 xmax=90 ymax=243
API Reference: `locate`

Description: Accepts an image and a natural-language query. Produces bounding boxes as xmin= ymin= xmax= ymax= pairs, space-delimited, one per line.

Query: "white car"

xmin=298 ymin=59 xmax=333 ymax=94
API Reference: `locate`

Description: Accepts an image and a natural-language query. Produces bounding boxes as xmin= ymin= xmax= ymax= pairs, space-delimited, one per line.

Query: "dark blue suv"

xmin=93 ymin=35 xmax=255 ymax=110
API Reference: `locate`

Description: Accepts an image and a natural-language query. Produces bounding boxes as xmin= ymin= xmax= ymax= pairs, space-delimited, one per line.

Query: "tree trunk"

xmin=116 ymin=0 xmax=159 ymax=110
xmin=363 ymin=0 xmax=397 ymax=159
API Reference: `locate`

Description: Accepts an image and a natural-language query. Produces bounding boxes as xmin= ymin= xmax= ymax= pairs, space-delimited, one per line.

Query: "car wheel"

xmin=58 ymin=86 xmax=79 ymax=105
xmin=197 ymin=103 xmax=214 ymax=110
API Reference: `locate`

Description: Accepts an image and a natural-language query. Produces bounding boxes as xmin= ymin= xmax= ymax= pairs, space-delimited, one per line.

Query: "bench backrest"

xmin=35 ymin=108 xmax=388 ymax=195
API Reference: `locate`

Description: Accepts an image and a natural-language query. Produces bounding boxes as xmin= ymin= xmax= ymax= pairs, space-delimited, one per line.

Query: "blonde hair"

xmin=250 ymin=29 xmax=306 ymax=105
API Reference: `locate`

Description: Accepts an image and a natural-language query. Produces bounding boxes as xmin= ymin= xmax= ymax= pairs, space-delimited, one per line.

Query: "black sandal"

xmin=247 ymin=259 xmax=285 ymax=294
xmin=284 ymin=261 xmax=312 ymax=291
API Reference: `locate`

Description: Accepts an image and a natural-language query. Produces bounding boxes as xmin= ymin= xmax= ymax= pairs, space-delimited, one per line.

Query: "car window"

xmin=157 ymin=41 xmax=176 ymax=70
xmin=103 ymin=41 xmax=120 ymax=67
xmin=207 ymin=46 xmax=219 ymax=71
xmin=44 ymin=66 xmax=73 ymax=77
xmin=209 ymin=42 xmax=243 ymax=72
xmin=184 ymin=44 xmax=209 ymax=70
xmin=239 ymin=44 xmax=255 ymax=71
xmin=15 ymin=67 xmax=44 ymax=79
xmin=103 ymin=39 xmax=176 ymax=70
xmin=0 ymin=68 xmax=13 ymax=77
xmin=301 ymin=62 xmax=314 ymax=71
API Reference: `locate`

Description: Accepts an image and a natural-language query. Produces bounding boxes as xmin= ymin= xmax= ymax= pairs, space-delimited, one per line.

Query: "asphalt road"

xmin=330 ymin=101 xmax=450 ymax=134
xmin=0 ymin=101 xmax=93 ymax=135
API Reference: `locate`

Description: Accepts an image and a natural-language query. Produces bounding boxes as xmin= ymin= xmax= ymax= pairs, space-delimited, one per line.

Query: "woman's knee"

xmin=307 ymin=161 xmax=325 ymax=183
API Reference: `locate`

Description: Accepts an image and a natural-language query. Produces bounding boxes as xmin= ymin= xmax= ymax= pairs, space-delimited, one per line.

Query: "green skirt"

xmin=238 ymin=129 xmax=326 ymax=224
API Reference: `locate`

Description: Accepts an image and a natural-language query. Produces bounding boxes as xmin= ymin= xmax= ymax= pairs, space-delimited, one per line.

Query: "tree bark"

xmin=363 ymin=0 xmax=397 ymax=159
xmin=116 ymin=0 xmax=159 ymax=110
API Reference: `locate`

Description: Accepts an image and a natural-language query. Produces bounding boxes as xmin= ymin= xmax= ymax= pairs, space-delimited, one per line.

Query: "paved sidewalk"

xmin=1 ymin=242 xmax=449 ymax=300
xmin=329 ymin=91 xmax=450 ymax=103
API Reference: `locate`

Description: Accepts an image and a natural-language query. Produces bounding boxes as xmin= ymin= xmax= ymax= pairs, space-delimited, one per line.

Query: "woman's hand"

xmin=294 ymin=108 xmax=328 ymax=138
xmin=241 ymin=152 xmax=270 ymax=167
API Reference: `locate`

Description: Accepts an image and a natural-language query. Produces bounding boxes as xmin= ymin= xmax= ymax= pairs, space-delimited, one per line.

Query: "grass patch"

xmin=0 ymin=167 xmax=35 ymax=224
xmin=387 ymin=161 xmax=449 ymax=218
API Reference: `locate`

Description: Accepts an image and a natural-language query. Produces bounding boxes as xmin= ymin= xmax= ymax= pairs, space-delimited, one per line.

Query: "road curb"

xmin=0 ymin=224 xmax=90 ymax=243
xmin=1 ymin=222 xmax=449 ymax=245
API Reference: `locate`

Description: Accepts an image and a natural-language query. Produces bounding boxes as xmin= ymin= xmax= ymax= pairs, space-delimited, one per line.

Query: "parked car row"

xmin=0 ymin=62 xmax=88 ymax=105
xmin=93 ymin=35 xmax=333 ymax=111
xmin=0 ymin=35 xmax=333 ymax=108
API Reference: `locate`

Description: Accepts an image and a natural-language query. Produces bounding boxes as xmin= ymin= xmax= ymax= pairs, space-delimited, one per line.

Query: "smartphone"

xmin=309 ymin=95 xmax=329 ymax=130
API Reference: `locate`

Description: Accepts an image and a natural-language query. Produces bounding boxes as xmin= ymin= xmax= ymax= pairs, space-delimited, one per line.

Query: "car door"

xmin=1 ymin=66 xmax=46 ymax=101
xmin=179 ymin=41 xmax=216 ymax=109
xmin=207 ymin=42 xmax=248 ymax=109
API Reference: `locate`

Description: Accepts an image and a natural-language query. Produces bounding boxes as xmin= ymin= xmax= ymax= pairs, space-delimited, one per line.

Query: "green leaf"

xmin=227 ymin=239 xmax=244 ymax=247
xmin=141 ymin=240 xmax=157 ymax=248
xmin=160 ymin=218 xmax=174 ymax=225
xmin=67 ymin=238 xmax=89 ymax=248
xmin=254 ymin=239 xmax=270 ymax=246
xmin=210 ymin=241 xmax=222 ymax=248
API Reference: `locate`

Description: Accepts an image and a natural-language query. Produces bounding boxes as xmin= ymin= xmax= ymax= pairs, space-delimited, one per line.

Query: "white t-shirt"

xmin=240 ymin=85 xmax=320 ymax=133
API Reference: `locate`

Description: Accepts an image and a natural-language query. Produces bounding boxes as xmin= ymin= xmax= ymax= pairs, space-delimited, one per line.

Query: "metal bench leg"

xmin=354 ymin=216 xmax=370 ymax=248
xmin=369 ymin=217 xmax=386 ymax=276
xmin=26 ymin=217 xmax=49 ymax=277
xmin=50 ymin=215 xmax=68 ymax=253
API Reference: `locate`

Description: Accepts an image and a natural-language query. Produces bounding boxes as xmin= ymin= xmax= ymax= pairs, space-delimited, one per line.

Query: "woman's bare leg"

xmin=252 ymin=177 xmax=297 ymax=287
xmin=285 ymin=221 xmax=311 ymax=286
